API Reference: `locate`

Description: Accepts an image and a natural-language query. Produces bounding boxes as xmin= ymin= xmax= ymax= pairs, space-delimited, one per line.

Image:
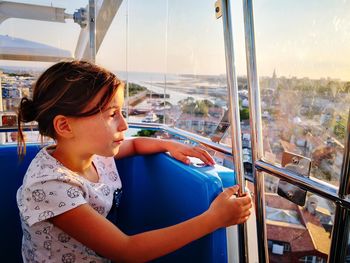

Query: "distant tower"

xmin=272 ymin=69 xmax=277 ymax=79
xmin=271 ymin=69 xmax=277 ymax=90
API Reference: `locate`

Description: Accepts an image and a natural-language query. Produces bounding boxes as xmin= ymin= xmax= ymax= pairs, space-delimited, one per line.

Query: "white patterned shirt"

xmin=17 ymin=146 xmax=122 ymax=263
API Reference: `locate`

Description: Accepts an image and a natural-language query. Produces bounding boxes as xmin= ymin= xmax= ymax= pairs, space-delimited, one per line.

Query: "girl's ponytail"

xmin=17 ymin=97 xmax=37 ymax=156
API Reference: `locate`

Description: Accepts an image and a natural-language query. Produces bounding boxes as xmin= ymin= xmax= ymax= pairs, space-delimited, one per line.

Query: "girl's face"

xmin=68 ymin=86 xmax=128 ymax=157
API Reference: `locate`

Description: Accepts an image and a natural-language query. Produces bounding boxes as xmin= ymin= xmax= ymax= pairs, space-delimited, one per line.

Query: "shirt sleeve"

xmin=20 ymin=178 xmax=87 ymax=227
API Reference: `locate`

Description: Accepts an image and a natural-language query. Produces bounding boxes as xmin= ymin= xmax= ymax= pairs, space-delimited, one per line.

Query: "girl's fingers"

xmin=196 ymin=147 xmax=215 ymax=165
xmin=237 ymin=194 xmax=252 ymax=206
xmin=242 ymin=202 xmax=253 ymax=211
xmin=190 ymin=148 xmax=211 ymax=164
xmin=178 ymin=154 xmax=190 ymax=165
xmin=224 ymin=185 xmax=240 ymax=197
xmin=175 ymin=145 xmax=215 ymax=166
xmin=237 ymin=216 xmax=250 ymax=224
xmin=242 ymin=209 xmax=251 ymax=217
xmin=184 ymin=146 xmax=213 ymax=165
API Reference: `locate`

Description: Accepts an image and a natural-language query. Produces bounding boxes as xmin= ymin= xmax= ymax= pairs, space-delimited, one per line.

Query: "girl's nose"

xmin=117 ymin=115 xmax=128 ymax=132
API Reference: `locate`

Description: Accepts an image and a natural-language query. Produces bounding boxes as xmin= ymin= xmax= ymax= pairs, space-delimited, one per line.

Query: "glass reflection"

xmin=252 ymin=0 xmax=350 ymax=186
xmin=264 ymin=173 xmax=333 ymax=263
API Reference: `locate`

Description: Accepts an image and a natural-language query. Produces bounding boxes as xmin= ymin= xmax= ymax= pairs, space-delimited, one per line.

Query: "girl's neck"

xmin=51 ymin=144 xmax=94 ymax=174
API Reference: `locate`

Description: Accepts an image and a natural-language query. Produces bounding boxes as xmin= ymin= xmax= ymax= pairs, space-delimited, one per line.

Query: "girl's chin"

xmin=98 ymin=148 xmax=120 ymax=158
xmin=111 ymin=145 xmax=121 ymax=155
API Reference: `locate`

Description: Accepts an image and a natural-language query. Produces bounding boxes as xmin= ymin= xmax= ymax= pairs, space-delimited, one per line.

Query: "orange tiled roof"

xmin=266 ymin=194 xmax=330 ymax=256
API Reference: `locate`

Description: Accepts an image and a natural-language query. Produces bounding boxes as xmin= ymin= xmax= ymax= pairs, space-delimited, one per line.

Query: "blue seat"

xmin=0 ymin=144 xmax=42 ymax=263
xmin=116 ymin=154 xmax=230 ymax=263
xmin=0 ymin=143 xmax=233 ymax=263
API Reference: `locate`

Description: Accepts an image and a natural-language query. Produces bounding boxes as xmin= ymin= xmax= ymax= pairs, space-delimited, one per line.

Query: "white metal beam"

xmin=0 ymin=1 xmax=72 ymax=24
xmin=75 ymin=0 xmax=123 ymax=60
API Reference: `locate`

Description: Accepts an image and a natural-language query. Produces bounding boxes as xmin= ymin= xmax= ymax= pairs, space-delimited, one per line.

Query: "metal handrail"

xmin=254 ymin=160 xmax=350 ymax=207
xmin=0 ymin=125 xmax=36 ymax=132
xmin=220 ymin=0 xmax=248 ymax=262
xmin=242 ymin=0 xmax=268 ymax=262
xmin=0 ymin=122 xmax=233 ymax=155
xmin=1 ymin=122 xmax=347 ymax=193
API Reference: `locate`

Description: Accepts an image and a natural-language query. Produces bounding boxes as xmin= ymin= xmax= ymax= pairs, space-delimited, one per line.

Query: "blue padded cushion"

xmin=0 ymin=144 xmax=230 ymax=263
xmin=0 ymin=144 xmax=42 ymax=263
xmin=116 ymin=154 xmax=228 ymax=263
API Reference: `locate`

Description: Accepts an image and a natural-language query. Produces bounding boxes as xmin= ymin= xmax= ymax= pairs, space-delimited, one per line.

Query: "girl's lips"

xmin=113 ymin=139 xmax=124 ymax=144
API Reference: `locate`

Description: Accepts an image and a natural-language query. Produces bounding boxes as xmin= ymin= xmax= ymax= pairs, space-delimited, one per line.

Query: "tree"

xmin=127 ymin=83 xmax=147 ymax=97
xmin=134 ymin=129 xmax=157 ymax=137
xmin=180 ymin=98 xmax=210 ymax=117
xmin=178 ymin=97 xmax=195 ymax=106
xmin=240 ymin=108 xmax=249 ymax=120
xmin=333 ymin=116 xmax=345 ymax=140
xmin=194 ymin=100 xmax=209 ymax=117
xmin=342 ymin=82 xmax=350 ymax=93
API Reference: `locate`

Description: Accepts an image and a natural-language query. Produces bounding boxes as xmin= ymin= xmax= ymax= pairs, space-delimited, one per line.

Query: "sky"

xmin=0 ymin=0 xmax=350 ymax=81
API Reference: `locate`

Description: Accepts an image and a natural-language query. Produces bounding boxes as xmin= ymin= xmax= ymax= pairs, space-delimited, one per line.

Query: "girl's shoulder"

xmin=23 ymin=146 xmax=85 ymax=186
xmin=25 ymin=146 xmax=60 ymax=175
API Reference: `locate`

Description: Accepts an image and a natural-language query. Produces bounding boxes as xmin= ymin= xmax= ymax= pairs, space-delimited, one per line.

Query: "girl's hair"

xmin=17 ymin=60 xmax=122 ymax=156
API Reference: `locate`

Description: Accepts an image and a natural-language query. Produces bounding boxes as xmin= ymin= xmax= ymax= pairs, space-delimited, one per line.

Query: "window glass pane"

xmin=253 ymin=0 xmax=350 ymax=186
xmin=0 ymin=0 xmax=88 ymax=144
xmin=98 ymin=0 xmax=231 ymax=140
xmin=0 ymin=0 xmax=88 ymax=86
xmin=97 ymin=0 xmax=167 ymax=123
xmin=166 ymin=0 xmax=227 ymax=134
xmin=263 ymin=172 xmax=333 ymax=262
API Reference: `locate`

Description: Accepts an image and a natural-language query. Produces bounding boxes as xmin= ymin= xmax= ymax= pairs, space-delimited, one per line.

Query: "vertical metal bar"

xmin=89 ymin=0 xmax=96 ymax=63
xmin=221 ymin=0 xmax=245 ymax=206
xmin=242 ymin=0 xmax=268 ymax=262
xmin=221 ymin=0 xmax=248 ymax=262
xmin=328 ymin=205 xmax=350 ymax=263
xmin=125 ymin=0 xmax=129 ymax=120
xmin=328 ymin=109 xmax=350 ymax=263
xmin=163 ymin=0 xmax=168 ymax=125
xmin=0 ymin=72 xmax=3 ymax=111
xmin=0 ymin=73 xmax=4 ymax=144
xmin=338 ymin=109 xmax=350 ymax=198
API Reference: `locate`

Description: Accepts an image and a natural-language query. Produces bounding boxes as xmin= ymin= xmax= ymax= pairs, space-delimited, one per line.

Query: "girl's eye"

xmin=110 ymin=110 xmax=125 ymax=118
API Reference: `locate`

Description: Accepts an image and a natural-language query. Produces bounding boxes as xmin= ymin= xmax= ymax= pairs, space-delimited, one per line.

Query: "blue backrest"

xmin=0 ymin=144 xmax=233 ymax=263
xmin=0 ymin=144 xmax=42 ymax=263
xmin=116 ymin=154 xmax=229 ymax=263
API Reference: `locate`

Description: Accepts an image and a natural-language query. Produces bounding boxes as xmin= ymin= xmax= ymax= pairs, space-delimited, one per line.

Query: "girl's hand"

xmin=166 ymin=141 xmax=215 ymax=166
xmin=206 ymin=185 xmax=252 ymax=229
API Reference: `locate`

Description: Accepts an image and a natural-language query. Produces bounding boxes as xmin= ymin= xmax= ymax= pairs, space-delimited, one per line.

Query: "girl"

xmin=16 ymin=60 xmax=252 ymax=263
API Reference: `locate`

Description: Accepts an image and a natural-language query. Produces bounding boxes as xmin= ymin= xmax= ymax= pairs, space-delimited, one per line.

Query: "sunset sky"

xmin=0 ymin=0 xmax=349 ymax=81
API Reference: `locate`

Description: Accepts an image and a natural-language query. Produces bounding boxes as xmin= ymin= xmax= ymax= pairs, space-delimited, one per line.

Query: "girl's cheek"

xmin=109 ymin=119 xmax=119 ymax=132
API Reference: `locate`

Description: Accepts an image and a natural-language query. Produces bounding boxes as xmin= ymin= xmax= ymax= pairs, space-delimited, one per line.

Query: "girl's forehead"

xmin=84 ymin=85 xmax=124 ymax=112
xmin=107 ymin=88 xmax=124 ymax=107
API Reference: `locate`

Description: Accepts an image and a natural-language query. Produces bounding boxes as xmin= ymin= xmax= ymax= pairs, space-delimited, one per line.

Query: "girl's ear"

xmin=53 ymin=115 xmax=74 ymax=139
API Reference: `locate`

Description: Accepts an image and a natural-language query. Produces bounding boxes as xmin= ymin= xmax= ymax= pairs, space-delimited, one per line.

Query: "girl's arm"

xmin=50 ymin=185 xmax=251 ymax=263
xmin=116 ymin=137 xmax=215 ymax=165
